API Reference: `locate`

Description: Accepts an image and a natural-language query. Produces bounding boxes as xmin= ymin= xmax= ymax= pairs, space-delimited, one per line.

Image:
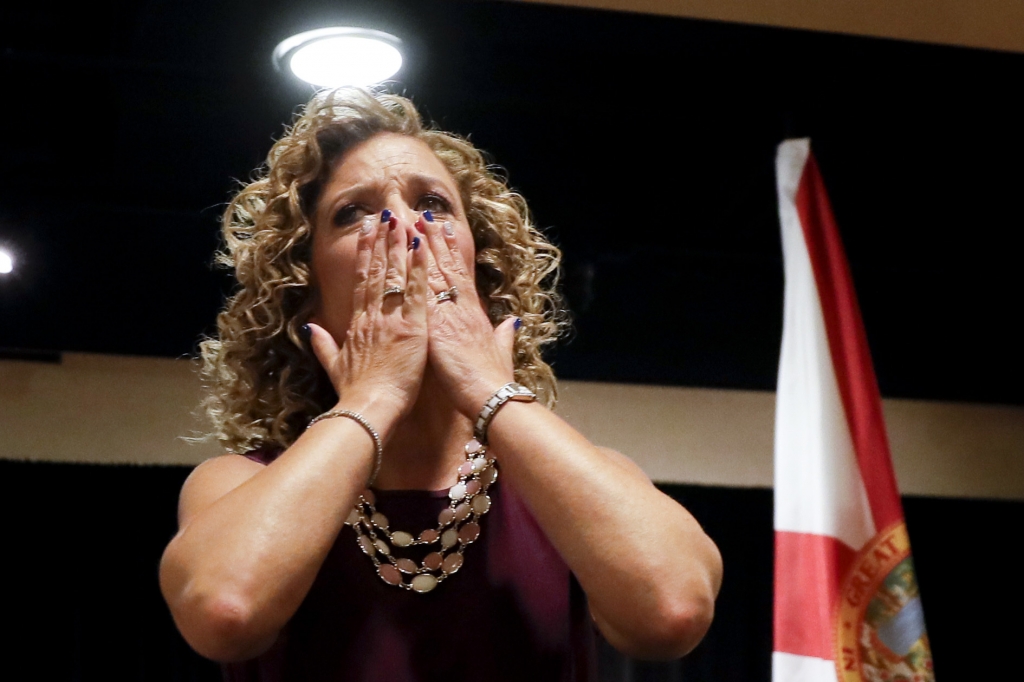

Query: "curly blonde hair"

xmin=198 ymin=87 xmax=568 ymax=453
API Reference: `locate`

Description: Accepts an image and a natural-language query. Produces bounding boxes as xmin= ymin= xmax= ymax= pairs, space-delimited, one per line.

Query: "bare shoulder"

xmin=595 ymin=446 xmax=652 ymax=484
xmin=177 ymin=454 xmax=266 ymax=528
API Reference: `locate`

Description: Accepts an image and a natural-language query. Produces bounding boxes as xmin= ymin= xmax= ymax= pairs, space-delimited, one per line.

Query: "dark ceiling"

xmin=1 ymin=0 xmax=1022 ymax=404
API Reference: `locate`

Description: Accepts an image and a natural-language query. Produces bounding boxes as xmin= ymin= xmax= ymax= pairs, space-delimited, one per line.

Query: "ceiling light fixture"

xmin=273 ymin=27 xmax=403 ymax=88
xmin=0 ymin=248 xmax=13 ymax=275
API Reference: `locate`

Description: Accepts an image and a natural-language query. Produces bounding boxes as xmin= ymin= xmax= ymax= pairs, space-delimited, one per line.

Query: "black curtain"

xmin=1 ymin=460 xmax=1018 ymax=680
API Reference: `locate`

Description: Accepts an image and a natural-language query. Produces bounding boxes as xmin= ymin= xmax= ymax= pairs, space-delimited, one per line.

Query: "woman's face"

xmin=309 ymin=132 xmax=475 ymax=338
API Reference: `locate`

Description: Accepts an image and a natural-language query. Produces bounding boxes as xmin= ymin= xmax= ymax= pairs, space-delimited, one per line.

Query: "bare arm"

xmin=488 ymin=405 xmax=723 ymax=659
xmin=160 ymin=216 xmax=427 ymax=661
xmin=159 ymin=413 xmax=387 ymax=661
xmin=420 ymin=217 xmax=723 ymax=659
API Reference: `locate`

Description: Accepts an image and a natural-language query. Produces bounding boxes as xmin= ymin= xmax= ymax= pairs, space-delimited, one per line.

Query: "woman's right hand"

xmin=307 ymin=214 xmax=429 ymax=424
xmin=160 ymin=215 xmax=430 ymax=663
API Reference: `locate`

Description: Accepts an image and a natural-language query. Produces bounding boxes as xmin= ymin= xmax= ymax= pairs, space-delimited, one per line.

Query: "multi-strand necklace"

xmin=345 ymin=437 xmax=498 ymax=593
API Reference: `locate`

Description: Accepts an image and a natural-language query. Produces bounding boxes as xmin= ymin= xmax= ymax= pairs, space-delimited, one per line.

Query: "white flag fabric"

xmin=773 ymin=139 xmax=934 ymax=682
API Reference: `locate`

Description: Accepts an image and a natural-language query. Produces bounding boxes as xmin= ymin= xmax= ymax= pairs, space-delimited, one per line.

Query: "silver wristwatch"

xmin=474 ymin=382 xmax=537 ymax=444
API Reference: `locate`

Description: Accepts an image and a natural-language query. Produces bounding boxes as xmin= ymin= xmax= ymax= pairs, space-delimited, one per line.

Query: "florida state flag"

xmin=773 ymin=139 xmax=934 ymax=682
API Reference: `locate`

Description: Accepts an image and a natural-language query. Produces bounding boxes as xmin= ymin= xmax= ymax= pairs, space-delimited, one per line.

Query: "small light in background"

xmin=0 ymin=247 xmax=13 ymax=275
xmin=273 ymin=27 xmax=403 ymax=88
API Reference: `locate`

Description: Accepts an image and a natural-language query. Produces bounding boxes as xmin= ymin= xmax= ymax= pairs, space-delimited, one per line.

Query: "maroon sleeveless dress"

xmin=222 ymin=449 xmax=597 ymax=682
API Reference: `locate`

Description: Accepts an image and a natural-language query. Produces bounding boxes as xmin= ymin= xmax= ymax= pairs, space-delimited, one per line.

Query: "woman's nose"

xmin=380 ymin=204 xmax=410 ymax=225
xmin=383 ymin=205 xmax=427 ymax=235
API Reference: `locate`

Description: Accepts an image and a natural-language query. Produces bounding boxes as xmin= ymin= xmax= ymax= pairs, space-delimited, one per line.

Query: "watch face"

xmin=510 ymin=385 xmax=537 ymax=401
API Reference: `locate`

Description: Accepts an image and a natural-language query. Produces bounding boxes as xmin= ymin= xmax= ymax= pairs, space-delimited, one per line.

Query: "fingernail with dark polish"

xmin=514 ymin=317 xmax=522 ymax=331
xmin=389 ymin=216 xmax=398 ymax=230
xmin=381 ymin=209 xmax=392 ymax=222
xmin=410 ymin=236 xmax=421 ymax=250
xmin=423 ymin=210 xmax=434 ymax=222
xmin=300 ymin=324 xmax=312 ymax=340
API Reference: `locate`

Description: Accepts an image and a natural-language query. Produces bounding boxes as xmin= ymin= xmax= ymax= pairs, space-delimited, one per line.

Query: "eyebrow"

xmin=322 ymin=172 xmax=458 ymax=215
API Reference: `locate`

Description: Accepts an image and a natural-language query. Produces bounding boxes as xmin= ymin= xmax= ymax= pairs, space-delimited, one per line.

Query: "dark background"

xmin=2 ymin=0 xmax=1022 ymax=679
xmin=1 ymin=0 xmax=1021 ymax=404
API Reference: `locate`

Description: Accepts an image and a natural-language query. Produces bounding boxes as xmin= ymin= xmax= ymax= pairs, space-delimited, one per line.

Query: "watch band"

xmin=473 ymin=382 xmax=537 ymax=445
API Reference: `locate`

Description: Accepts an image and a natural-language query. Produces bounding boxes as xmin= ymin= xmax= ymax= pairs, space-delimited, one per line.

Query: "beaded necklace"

xmin=345 ymin=437 xmax=498 ymax=593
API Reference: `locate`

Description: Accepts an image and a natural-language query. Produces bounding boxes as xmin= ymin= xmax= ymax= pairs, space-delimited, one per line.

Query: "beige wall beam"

xmin=2 ymin=353 xmax=1022 ymax=500
xmin=514 ymin=0 xmax=1024 ymax=55
xmin=1 ymin=353 xmax=222 ymax=466
xmin=557 ymin=381 xmax=1024 ymax=500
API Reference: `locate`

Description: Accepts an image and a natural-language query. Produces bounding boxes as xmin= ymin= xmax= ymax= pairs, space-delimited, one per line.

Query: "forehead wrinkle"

xmin=328 ymin=169 xmax=454 ymax=203
xmin=332 ymin=155 xmax=432 ymax=192
xmin=376 ymin=150 xmax=419 ymax=171
xmin=318 ymin=136 xmax=460 ymax=219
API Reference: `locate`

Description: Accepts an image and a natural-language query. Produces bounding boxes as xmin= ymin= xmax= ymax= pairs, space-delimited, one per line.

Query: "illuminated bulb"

xmin=273 ymin=28 xmax=403 ymax=88
xmin=0 ymin=248 xmax=12 ymax=274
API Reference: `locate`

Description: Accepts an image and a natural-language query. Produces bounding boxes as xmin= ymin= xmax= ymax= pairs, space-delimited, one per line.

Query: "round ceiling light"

xmin=0 ymin=248 xmax=13 ymax=275
xmin=273 ymin=27 xmax=403 ymax=88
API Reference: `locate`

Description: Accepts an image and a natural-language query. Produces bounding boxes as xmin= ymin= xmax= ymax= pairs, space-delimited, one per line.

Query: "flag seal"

xmin=835 ymin=521 xmax=934 ymax=682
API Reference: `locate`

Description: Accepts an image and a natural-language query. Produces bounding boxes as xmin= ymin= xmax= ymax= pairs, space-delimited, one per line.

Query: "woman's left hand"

xmin=418 ymin=214 xmax=518 ymax=417
xmin=419 ymin=214 xmax=722 ymax=661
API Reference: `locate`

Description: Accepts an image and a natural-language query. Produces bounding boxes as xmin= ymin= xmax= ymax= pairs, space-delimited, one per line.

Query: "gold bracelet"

xmin=307 ymin=409 xmax=383 ymax=485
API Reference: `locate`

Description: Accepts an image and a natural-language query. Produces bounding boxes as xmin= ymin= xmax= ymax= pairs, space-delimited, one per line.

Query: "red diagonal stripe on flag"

xmin=794 ymin=154 xmax=904 ymax=533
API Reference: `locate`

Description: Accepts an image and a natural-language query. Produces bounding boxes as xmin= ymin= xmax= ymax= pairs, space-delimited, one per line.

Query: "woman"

xmin=159 ymin=88 xmax=722 ymax=681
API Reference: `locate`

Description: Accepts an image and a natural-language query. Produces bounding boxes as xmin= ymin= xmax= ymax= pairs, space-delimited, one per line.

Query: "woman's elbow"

xmin=648 ymin=593 xmax=716 ymax=659
xmin=596 ymin=590 xmax=716 ymax=661
xmin=160 ymin=555 xmax=276 ymax=662
xmin=169 ymin=588 xmax=278 ymax=662
xmin=639 ymin=543 xmax=722 ymax=659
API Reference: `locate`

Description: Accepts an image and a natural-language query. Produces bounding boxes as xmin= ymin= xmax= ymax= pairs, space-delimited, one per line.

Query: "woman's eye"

xmin=418 ymin=194 xmax=451 ymax=214
xmin=333 ymin=205 xmax=366 ymax=226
